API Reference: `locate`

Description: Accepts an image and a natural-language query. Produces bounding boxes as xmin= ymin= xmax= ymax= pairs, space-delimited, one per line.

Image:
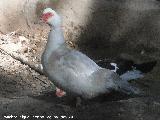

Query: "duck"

xmin=41 ymin=8 xmax=142 ymax=99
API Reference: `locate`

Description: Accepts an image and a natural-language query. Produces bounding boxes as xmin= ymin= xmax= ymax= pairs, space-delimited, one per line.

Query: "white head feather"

xmin=42 ymin=8 xmax=62 ymax=28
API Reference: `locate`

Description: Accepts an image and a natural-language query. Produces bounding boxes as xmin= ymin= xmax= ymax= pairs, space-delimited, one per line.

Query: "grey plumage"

xmin=41 ymin=8 xmax=139 ymax=99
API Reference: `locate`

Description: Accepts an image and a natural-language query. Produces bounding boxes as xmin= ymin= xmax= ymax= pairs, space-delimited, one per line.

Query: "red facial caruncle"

xmin=41 ymin=12 xmax=54 ymax=22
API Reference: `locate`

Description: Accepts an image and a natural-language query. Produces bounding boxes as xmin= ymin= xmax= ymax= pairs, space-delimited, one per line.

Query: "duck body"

xmin=42 ymin=28 xmax=137 ymax=99
xmin=41 ymin=8 xmax=139 ymax=99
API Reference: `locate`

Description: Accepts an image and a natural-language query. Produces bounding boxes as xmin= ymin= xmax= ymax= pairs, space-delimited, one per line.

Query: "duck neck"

xmin=46 ymin=26 xmax=65 ymax=52
xmin=43 ymin=26 xmax=65 ymax=62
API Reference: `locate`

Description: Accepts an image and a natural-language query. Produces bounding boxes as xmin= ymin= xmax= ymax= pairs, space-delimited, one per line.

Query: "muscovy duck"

xmin=41 ymin=8 xmax=151 ymax=99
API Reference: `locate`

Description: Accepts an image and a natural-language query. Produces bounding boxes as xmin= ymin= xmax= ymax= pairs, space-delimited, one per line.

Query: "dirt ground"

xmin=0 ymin=24 xmax=160 ymax=120
xmin=0 ymin=0 xmax=160 ymax=120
